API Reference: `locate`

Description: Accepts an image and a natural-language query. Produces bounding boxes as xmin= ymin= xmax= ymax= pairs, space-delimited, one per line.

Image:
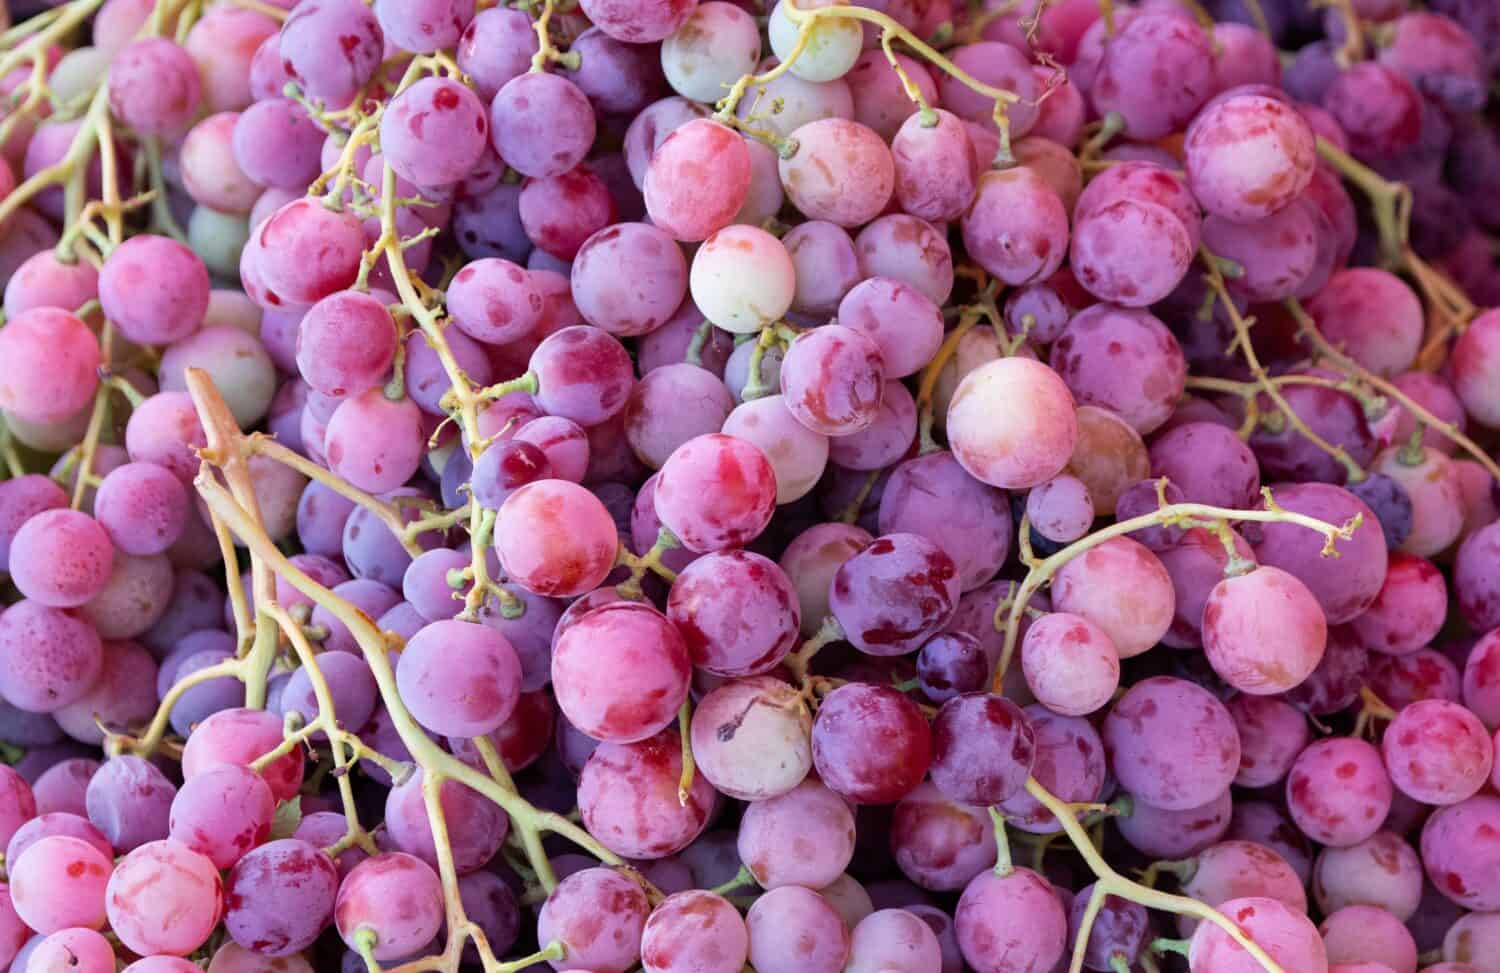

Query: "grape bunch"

xmin=0 ymin=0 xmax=1498 ymax=972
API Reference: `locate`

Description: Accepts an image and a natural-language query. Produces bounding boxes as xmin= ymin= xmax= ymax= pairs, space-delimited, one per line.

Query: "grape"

xmin=1185 ymin=92 xmax=1316 ymax=223
xmin=168 ymin=763 xmax=274 ymax=869
xmin=4 ymin=248 xmax=99 ymax=319
xmin=453 ymin=9 xmax=535 ymax=99
xmin=780 ymin=119 xmax=894 ymax=228
xmin=779 ymin=522 xmax=873 ymax=633
xmin=1371 ymin=649 xmax=1463 ymax=709
xmin=1223 ymin=695 xmax=1310 ymax=789
xmin=1288 ymin=737 xmax=1394 ymax=847
xmin=640 ymin=890 xmax=747 ymax=973
xmin=624 ymin=364 xmax=733 ymax=471
xmin=891 ymin=109 xmax=979 ymax=223
xmin=954 ymin=867 xmax=1067 ymax=973
xmin=690 ymin=676 xmax=811 ymax=800
xmin=889 ymin=782 xmax=997 ymax=892
xmin=688 ymin=225 xmax=796 ymax=335
xmin=386 ymin=770 xmax=509 ymax=875
xmin=853 ymin=213 xmax=955 ymax=306
xmin=84 ymin=755 xmax=175 ymax=853
xmin=738 ymin=777 xmax=856 ymax=889
xmin=1179 ymin=840 xmax=1309 ymax=935
xmin=310 ymin=579 xmax=402 ymax=656
xmin=7 ymin=813 xmax=111 ymax=872
xmin=1305 ymin=268 xmax=1424 ymax=378
xmin=1455 ymin=520 xmax=1500 ymax=635
xmin=1322 ymin=906 xmax=1418 ymax=973
xmin=93 ymin=463 xmax=190 ymax=557
xmin=1249 ymin=482 xmax=1389 ymax=625
xmin=1149 ymin=421 xmax=1262 ymax=510
xmin=30 ymin=928 xmax=116 ymax=973
xmin=275 ymin=647 xmax=376 ymax=737
xmin=490 ymin=71 xmax=596 ymax=179
xmin=841 ymin=908 xmax=941 ymax=973
xmin=536 ymin=866 xmax=650 ymax=973
xmin=876 ymin=453 xmax=1013 ymax=594
xmin=1203 ymin=565 xmax=1328 ymax=694
xmin=650 ymin=433 xmax=777 ymax=554
xmin=399 ymin=549 xmax=468 ymax=622
xmin=1025 ymin=475 xmax=1095 ymax=546
xmin=1188 ymin=896 xmax=1327 ymax=973
xmin=1205 ymin=200 xmax=1323 ymax=301
xmin=0 ymin=307 xmax=100 ymax=424
xmin=380 ymin=77 xmax=489 ymax=188
xmin=812 ymin=683 xmax=931 ymax=805
xmin=125 ymin=391 xmax=208 ymax=485
xmin=1092 ymin=11 xmax=1215 ymax=137
xmin=1052 ymin=305 xmax=1188 ymax=436
xmin=104 ymin=839 xmax=222 ymax=955
xmin=1103 ymin=676 xmax=1240 ymax=811
xmin=1323 ymin=62 xmax=1422 ymax=160
xmin=181 ymin=707 xmax=304 ymax=802
xmin=291 ymin=811 xmax=368 ymax=881
xmin=746 ymin=885 xmax=850 ymax=973
xmin=836 ymin=279 xmax=944 ymax=384
xmin=517 ymin=166 xmax=616 ymax=261
xmin=252 ymin=199 xmax=365 ymax=308
xmin=279 ymin=0 xmax=384 ymax=103
xmin=667 ymin=550 xmax=799 ymax=674
xmin=0 ymin=600 xmax=103 ymax=713
xmin=370 ymin=0 xmax=473 ymax=52
xmin=182 ymin=5 xmax=278 ymax=112
xmin=232 ymin=99 xmax=324 ymax=192
xmin=1068 ymin=884 xmax=1150 ymax=972
xmin=208 ymin=942 xmax=315 ymax=973
xmin=109 ymin=38 xmax=202 ymax=137
xmin=1251 ymin=369 xmax=1379 ymax=486
xmin=8 ymin=509 xmax=113 ymax=609
xmin=294 ymin=292 xmax=397 ymax=399
xmin=334 ymin=853 xmax=444 ymax=961
xmin=1370 ymin=446 xmax=1465 ymax=559
xmin=9 ymin=834 xmax=111 ymax=934
xmin=828 ymin=532 xmax=960 ymax=657
xmin=99 ymin=234 xmax=211 ymax=348
xmin=826 ymin=381 xmax=916 ymax=472
xmin=961 ymin=167 xmax=1068 ymax=287
xmin=948 ymin=357 xmax=1078 ymax=490
xmin=552 ymin=601 xmax=690 ymax=742
xmin=1382 ymin=699 xmax=1493 ymax=806
xmin=915 ymin=631 xmax=990 ymax=702
xmin=398 ymin=616 xmax=521 ymax=738
xmin=27 ymin=756 xmax=99 ymax=818
xmin=224 ymin=839 xmax=339 ymax=956
xmin=1442 ymin=912 xmax=1500 ymax=973
xmin=1021 ymin=612 xmax=1120 ymax=716
xmin=721 ymin=395 xmax=830 ymax=504
xmin=1050 ymin=536 xmax=1174 ymax=658
xmin=1115 ymin=790 xmax=1235 ymax=861
xmin=1348 ymin=553 xmax=1447 ymax=658
xmin=644 ymin=121 xmax=750 ymax=243
xmin=937 ymin=40 xmax=1038 ymax=135
xmin=660 ymin=2 xmax=760 ymax=103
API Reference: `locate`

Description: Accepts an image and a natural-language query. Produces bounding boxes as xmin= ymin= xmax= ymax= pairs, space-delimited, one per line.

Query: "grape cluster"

xmin=0 ymin=0 xmax=1497 ymax=972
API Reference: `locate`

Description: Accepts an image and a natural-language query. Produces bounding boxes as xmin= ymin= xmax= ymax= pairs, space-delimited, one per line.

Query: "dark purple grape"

xmin=1347 ymin=472 xmax=1416 ymax=550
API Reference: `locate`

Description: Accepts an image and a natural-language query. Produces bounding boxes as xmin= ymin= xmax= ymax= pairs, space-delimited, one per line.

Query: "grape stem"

xmin=1283 ymin=298 xmax=1500 ymax=485
xmin=1199 ymin=247 xmax=1368 ymax=483
xmin=990 ymin=492 xmax=1360 ymax=681
xmin=1025 ymin=776 xmax=1288 ymax=973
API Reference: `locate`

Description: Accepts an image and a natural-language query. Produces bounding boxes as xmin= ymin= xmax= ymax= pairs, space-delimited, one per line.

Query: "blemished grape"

xmin=1103 ymin=676 xmax=1240 ymax=811
xmin=106 ymin=839 xmax=224 ymax=956
xmin=9 ymin=834 xmax=112 ymax=933
xmin=955 ymin=867 xmax=1067 ymax=973
xmin=1381 ymin=699 xmax=1494 ymax=806
xmin=0 ymin=600 xmax=104 ymax=713
xmin=536 ymin=866 xmax=650 ymax=973
xmin=223 ymin=838 xmax=338 ymax=956
xmin=1185 ymin=91 xmax=1316 ymax=223
xmin=334 ymin=853 xmax=445 ymax=961
xmin=639 ymin=890 xmax=747 ymax=973
xmin=180 ymin=707 xmax=304 ymax=802
xmin=579 ymin=729 xmax=713 ymax=859
xmin=738 ymin=776 xmax=855 ymax=889
xmin=961 ymin=167 xmax=1068 ymax=287
xmin=552 ymin=601 xmax=690 ymax=743
xmin=1287 ymin=737 xmax=1394 ymax=847
xmin=812 ymin=683 xmax=932 ymax=805
xmin=889 ymin=782 xmax=997 ymax=892
xmin=1021 ymin=612 xmax=1120 ymax=716
xmin=690 ymin=676 xmax=811 ymax=800
xmin=1187 ymin=896 xmax=1328 ymax=973
xmin=1202 ymin=565 xmax=1328 ymax=694
xmin=30 ymin=928 xmax=117 ymax=973
xmin=85 ymin=756 xmax=176 ymax=853
xmin=490 ymin=71 xmax=597 ymax=179
xmin=167 ymin=763 xmax=275 ymax=869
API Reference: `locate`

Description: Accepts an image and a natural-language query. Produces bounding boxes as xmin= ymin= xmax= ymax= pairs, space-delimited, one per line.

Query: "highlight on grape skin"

xmin=0 ymin=0 xmax=1497 ymax=972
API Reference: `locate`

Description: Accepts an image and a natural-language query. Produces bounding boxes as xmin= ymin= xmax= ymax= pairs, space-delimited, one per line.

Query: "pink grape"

xmin=782 ymin=220 xmax=861 ymax=315
xmin=3 ymin=249 xmax=99 ymax=318
xmin=383 ymin=771 xmax=508 ymax=874
xmin=1021 ymin=612 xmax=1120 ymax=716
xmin=640 ymin=890 xmax=747 ymax=973
xmin=279 ymin=0 xmax=385 ymax=103
xmin=653 ymin=434 xmax=777 ymax=553
xmin=961 ymin=167 xmax=1068 ymax=286
xmin=108 ymin=38 xmax=202 ymax=137
xmin=891 ymin=109 xmax=979 ymax=223
xmin=954 ymin=867 xmax=1067 ymax=973
xmin=1354 ymin=553 xmax=1449 ymax=656
xmin=85 ymin=756 xmax=175 ymax=853
xmin=746 ymin=885 xmax=850 ymax=973
xmin=9 ymin=509 xmax=114 ymax=608
xmin=397 ymin=619 xmax=521 ymax=737
xmin=667 ymin=550 xmax=799 ymax=675
xmin=722 ymin=395 xmax=831 ymax=504
xmin=1322 ymin=906 xmax=1418 ymax=973
xmin=380 ymin=77 xmax=489 ymax=187
xmin=181 ymin=707 xmax=304 ymax=802
xmin=252 ymin=199 xmax=365 ymax=306
xmin=1092 ymin=12 xmax=1216 ymax=138
xmin=645 ymin=120 xmax=750 ymax=242
xmin=0 ymin=307 xmax=100 ymax=424
xmin=6 ymin=813 xmax=110 ymax=871
xmin=107 ymin=840 xmax=223 ymax=955
xmin=551 ymin=601 xmax=690 ymax=742
xmin=295 ymin=291 xmax=397 ymax=398
xmin=493 ymin=479 xmax=619 ymax=597
xmin=738 ymin=777 xmax=856 ymax=889
xmin=1050 ymin=536 xmax=1173 ymax=658
xmin=1050 ymin=303 xmax=1187 ymax=434
xmin=373 ymin=0 xmax=474 ymax=52
xmin=94 ymin=463 xmax=190 ymax=557
xmin=938 ymin=40 xmax=1039 ymax=135
xmin=1103 ymin=676 xmax=1240 ymax=811
xmin=661 ymin=2 xmax=761 ymax=102
xmin=837 ymin=278 xmax=944 ymax=381
xmin=167 ymin=763 xmax=274 ymax=869
xmin=1250 ymin=482 xmax=1388 ymax=624
xmin=845 ymin=908 xmax=943 ymax=973
xmin=779 ymin=119 xmax=894 ymax=227
xmin=947 ymin=357 xmax=1077 ymax=489
xmin=519 ymin=165 xmax=617 ymax=260
xmin=1185 ymin=91 xmax=1317 ymax=223
xmin=1226 ymin=695 xmax=1311 ymax=788
xmin=890 ymin=782 xmax=998 ymax=891
xmin=30 ymin=928 xmax=116 ymax=973
xmin=1026 ymin=474 xmax=1095 ymax=544
xmin=829 ymin=532 xmax=960 ymax=657
xmin=490 ymin=71 xmax=596 ymax=179
xmin=878 ymin=451 xmax=1013 ymax=592
xmin=780 ymin=325 xmax=887 ymax=437
xmin=334 ymin=853 xmax=444 ymax=961
xmin=1306 ymin=268 xmax=1424 ymax=378
xmin=1382 ymin=699 xmax=1494 ymax=806
xmin=99 ymin=234 xmax=210 ymax=346
xmin=854 ymin=213 xmax=955 ymax=305
xmin=579 ymin=729 xmax=714 ymax=859
xmin=1202 ymin=565 xmax=1328 ymax=694
xmin=1149 ymin=420 xmax=1262 ymax=509
xmin=1322 ymin=62 xmax=1423 ymax=160
xmin=1287 ymin=737 xmax=1393 ymax=847
xmin=813 ymin=683 xmax=932 ymax=805
xmin=689 ymin=676 xmax=811 ymax=800
xmin=9 ymin=835 xmax=111 ymax=933
xmin=1187 ymin=896 xmax=1328 ymax=973
xmin=232 ymin=99 xmax=324 ymax=191
xmin=536 ymin=867 xmax=650 ymax=973
xmin=0 ymin=600 xmax=103 ymax=713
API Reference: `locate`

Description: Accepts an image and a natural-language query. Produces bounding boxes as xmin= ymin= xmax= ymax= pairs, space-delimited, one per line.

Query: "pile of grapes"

xmin=1 ymin=0 xmax=1500 ymax=970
